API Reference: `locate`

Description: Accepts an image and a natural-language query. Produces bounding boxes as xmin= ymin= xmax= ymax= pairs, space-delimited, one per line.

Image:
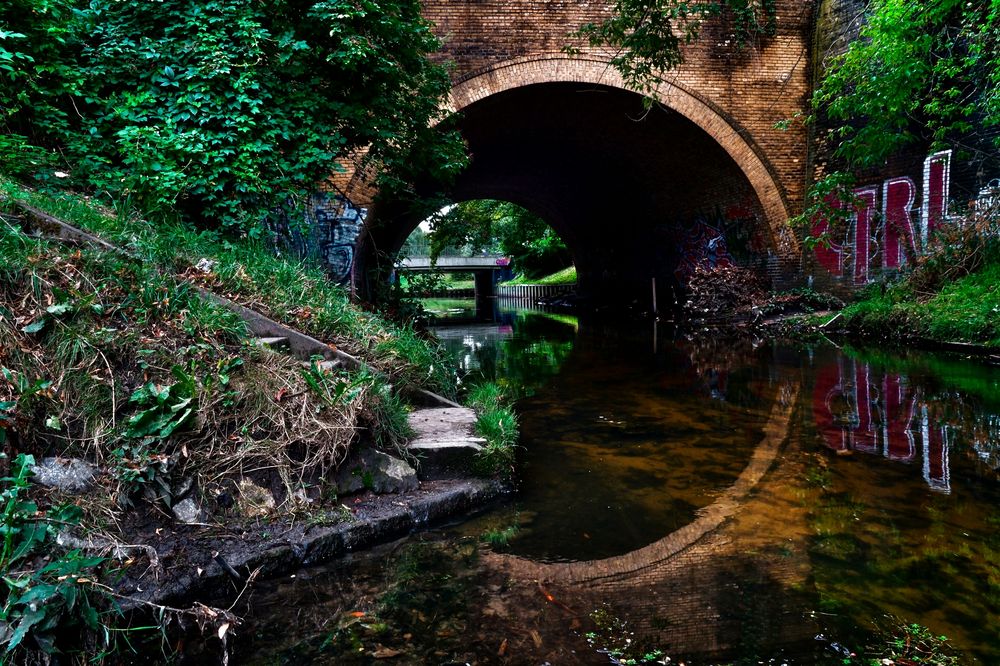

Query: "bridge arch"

xmin=443 ymin=56 xmax=797 ymax=258
xmin=357 ymin=55 xmax=803 ymax=303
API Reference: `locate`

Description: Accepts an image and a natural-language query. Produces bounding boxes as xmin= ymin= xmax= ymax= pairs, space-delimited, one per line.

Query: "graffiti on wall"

xmin=719 ymin=202 xmax=771 ymax=262
xmin=271 ymin=190 xmax=367 ymax=287
xmin=813 ymin=356 xmax=950 ymax=492
xmin=673 ymin=219 xmax=734 ymax=280
xmin=310 ymin=192 xmax=367 ymax=284
xmin=669 ymin=201 xmax=771 ymax=282
xmin=812 ymin=151 xmax=954 ymax=284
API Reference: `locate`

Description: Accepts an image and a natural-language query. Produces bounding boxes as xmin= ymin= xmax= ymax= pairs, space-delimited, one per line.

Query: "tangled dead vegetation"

xmin=0 ymin=221 xmax=405 ymax=530
xmin=684 ymin=265 xmax=769 ymax=321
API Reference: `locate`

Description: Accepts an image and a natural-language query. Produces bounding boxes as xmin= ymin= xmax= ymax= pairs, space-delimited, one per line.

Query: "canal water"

xmin=234 ymin=300 xmax=1000 ymax=664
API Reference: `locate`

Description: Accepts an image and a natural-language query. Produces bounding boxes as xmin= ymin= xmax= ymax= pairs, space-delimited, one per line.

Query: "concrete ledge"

xmin=196 ymin=288 xmax=361 ymax=369
xmin=15 ymin=203 xmax=125 ymax=255
xmin=117 ymin=478 xmax=508 ymax=611
xmin=12 ymin=201 xmax=364 ymax=371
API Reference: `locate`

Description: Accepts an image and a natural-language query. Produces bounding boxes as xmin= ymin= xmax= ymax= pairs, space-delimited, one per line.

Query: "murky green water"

xmin=234 ymin=301 xmax=1000 ymax=664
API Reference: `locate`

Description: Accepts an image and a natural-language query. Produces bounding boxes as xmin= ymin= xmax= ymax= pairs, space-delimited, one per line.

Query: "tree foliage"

xmin=815 ymin=0 xmax=1000 ymax=168
xmin=569 ymin=0 xmax=776 ymax=94
xmin=426 ymin=200 xmax=571 ymax=278
xmin=0 ymin=0 xmax=465 ymax=231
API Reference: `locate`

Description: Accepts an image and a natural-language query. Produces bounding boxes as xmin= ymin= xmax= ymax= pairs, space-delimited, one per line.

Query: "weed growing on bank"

xmin=465 ymin=382 xmax=518 ymax=478
xmin=1 ymin=177 xmax=457 ymax=397
xmin=0 ymin=453 xmax=126 ymax=659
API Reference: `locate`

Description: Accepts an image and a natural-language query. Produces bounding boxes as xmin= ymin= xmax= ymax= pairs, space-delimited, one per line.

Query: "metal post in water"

xmin=652 ymin=277 xmax=658 ymax=316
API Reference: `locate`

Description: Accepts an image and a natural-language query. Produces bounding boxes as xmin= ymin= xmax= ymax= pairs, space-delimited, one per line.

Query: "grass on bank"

xmin=1 ymin=218 xmax=417 ymax=659
xmin=465 ymin=382 xmax=518 ymax=478
xmin=1 ymin=177 xmax=456 ymax=396
xmin=502 ymin=265 xmax=576 ymax=286
xmin=839 ymin=219 xmax=1000 ymax=347
xmin=0 ymin=177 xmax=450 ymax=660
xmin=0 ymin=216 xmax=414 ymax=503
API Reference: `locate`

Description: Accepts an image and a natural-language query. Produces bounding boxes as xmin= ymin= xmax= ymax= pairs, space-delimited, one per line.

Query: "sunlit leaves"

xmin=569 ymin=0 xmax=776 ymax=95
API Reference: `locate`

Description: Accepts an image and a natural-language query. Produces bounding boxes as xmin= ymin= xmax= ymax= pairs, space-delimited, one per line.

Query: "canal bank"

xmin=0 ymin=190 xmax=524 ymax=661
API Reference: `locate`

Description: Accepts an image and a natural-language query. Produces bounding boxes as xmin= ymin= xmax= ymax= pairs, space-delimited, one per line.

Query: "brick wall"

xmin=423 ymin=0 xmax=814 ymax=215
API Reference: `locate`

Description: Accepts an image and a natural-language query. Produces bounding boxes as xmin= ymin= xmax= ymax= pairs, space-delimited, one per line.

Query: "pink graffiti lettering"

xmin=811 ymin=195 xmax=845 ymax=277
xmin=922 ymin=150 xmax=952 ymax=246
xmin=853 ymin=188 xmax=877 ymax=284
xmin=883 ymin=177 xmax=918 ymax=270
xmin=813 ymin=150 xmax=954 ymax=283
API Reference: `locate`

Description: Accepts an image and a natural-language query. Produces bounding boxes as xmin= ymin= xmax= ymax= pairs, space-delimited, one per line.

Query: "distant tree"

xmin=400 ymin=225 xmax=431 ymax=258
xmin=426 ymin=200 xmax=571 ymax=278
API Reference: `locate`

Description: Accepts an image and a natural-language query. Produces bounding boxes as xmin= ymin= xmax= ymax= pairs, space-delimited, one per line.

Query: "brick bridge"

xmin=329 ymin=1 xmax=815 ymax=305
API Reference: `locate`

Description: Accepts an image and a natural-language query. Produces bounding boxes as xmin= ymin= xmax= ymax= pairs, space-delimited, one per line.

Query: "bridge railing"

xmin=398 ymin=255 xmax=508 ymax=271
xmin=495 ymin=283 xmax=574 ymax=301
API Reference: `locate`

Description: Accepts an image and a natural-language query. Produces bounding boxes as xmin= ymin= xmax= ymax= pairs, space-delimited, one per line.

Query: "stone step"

xmin=407 ymin=408 xmax=487 ymax=480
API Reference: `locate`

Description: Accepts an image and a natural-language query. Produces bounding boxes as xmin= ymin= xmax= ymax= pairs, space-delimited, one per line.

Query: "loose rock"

xmin=30 ymin=457 xmax=97 ymax=493
xmin=335 ymin=448 xmax=419 ymax=495
xmin=172 ymin=497 xmax=203 ymax=524
xmin=238 ymin=479 xmax=277 ymax=517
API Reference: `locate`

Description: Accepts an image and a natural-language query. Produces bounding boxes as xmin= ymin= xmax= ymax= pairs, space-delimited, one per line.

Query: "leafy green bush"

xmin=2 ymin=0 xmax=466 ymax=231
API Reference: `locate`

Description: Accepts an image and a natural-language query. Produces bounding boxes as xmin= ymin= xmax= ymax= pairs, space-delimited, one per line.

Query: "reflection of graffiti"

xmin=812 ymin=150 xmax=952 ymax=283
xmin=813 ymin=357 xmax=950 ymax=492
xmin=269 ymin=190 xmax=367 ymax=286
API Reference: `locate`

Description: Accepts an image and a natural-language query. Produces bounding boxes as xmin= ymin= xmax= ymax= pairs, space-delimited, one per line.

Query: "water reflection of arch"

xmin=484 ymin=382 xmax=799 ymax=583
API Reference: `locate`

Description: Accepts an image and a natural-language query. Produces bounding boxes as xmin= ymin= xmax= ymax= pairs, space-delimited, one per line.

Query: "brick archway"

xmin=445 ymin=56 xmax=799 ymax=259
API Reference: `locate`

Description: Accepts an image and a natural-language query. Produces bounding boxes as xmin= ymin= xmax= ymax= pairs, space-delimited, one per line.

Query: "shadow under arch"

xmin=354 ymin=54 xmax=799 ymax=301
xmin=443 ymin=55 xmax=799 ymax=260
